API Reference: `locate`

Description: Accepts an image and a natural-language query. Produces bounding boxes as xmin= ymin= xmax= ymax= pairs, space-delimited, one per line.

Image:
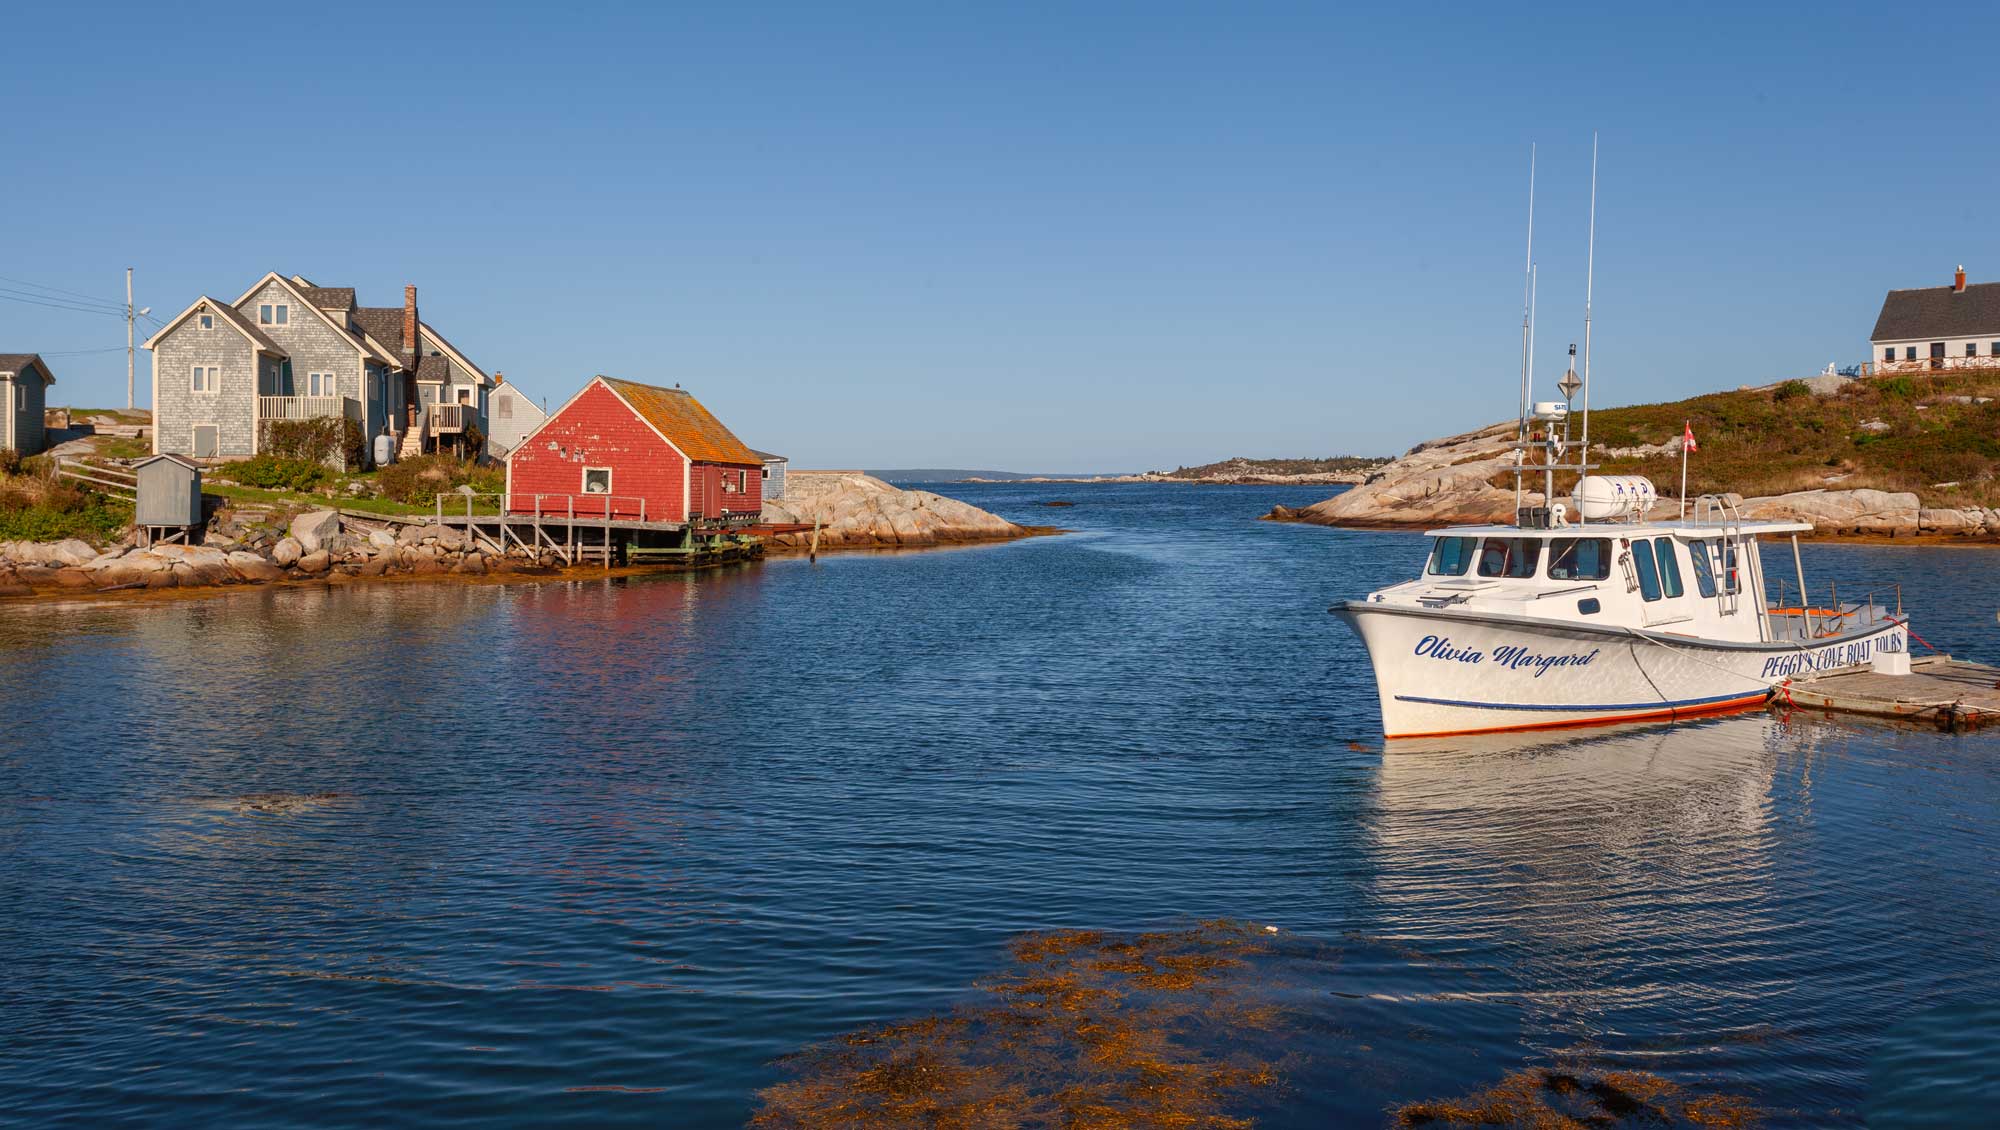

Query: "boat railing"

xmin=1765 ymin=578 xmax=1903 ymax=641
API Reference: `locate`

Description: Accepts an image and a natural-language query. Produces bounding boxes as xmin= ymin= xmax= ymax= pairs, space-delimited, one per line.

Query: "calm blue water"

xmin=2 ymin=482 xmax=1996 ymax=1127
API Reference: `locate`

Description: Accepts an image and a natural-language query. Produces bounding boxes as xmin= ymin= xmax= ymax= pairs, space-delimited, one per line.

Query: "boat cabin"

xmin=1368 ymin=504 xmax=1896 ymax=646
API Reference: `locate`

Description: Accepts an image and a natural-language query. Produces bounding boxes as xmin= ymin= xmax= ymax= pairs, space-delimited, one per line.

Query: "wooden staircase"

xmin=397 ymin=426 xmax=423 ymax=461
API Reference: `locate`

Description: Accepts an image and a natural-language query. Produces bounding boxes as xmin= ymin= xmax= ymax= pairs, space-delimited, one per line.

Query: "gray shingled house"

xmin=0 ymin=353 xmax=55 ymax=456
xmin=143 ymin=272 xmax=493 ymax=465
xmin=1870 ymin=266 xmax=2000 ymax=373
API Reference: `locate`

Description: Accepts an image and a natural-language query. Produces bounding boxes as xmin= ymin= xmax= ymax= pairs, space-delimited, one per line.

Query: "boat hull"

xmin=1332 ymin=602 xmax=1910 ymax=739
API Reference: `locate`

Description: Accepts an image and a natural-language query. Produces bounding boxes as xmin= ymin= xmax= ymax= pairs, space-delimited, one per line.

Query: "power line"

xmin=0 ymin=289 xmax=129 ymax=317
xmin=38 ymin=346 xmax=128 ymax=356
xmin=0 ymin=273 xmax=127 ymax=309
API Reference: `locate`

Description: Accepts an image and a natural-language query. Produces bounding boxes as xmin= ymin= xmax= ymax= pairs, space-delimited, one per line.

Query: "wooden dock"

xmin=1778 ymin=656 xmax=2000 ymax=730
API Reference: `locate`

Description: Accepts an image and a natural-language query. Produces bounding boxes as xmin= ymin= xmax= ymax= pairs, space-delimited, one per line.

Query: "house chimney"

xmin=402 ymin=284 xmax=418 ymax=360
xmin=1955 ymin=265 xmax=1967 ymax=293
xmin=493 ymin=370 xmax=505 ymax=385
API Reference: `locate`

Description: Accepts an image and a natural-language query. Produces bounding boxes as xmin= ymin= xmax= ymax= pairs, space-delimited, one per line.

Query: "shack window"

xmin=1991 ymin=342 xmax=1999 ymax=357
xmin=1689 ymin=539 xmax=1718 ymax=597
xmin=1969 ymin=343 xmax=1980 ymax=358
xmin=1905 ymin=346 xmax=1917 ymax=361
xmin=199 ymin=312 xmax=214 ymax=330
xmin=1477 ymin=537 xmax=1542 ymax=579
xmin=582 ymin=467 xmax=612 ymax=494
xmin=1426 ymin=536 xmax=1476 ymax=576
xmin=1631 ymin=539 xmax=1662 ymax=601
xmin=1547 ymin=537 xmax=1611 ymax=580
xmin=1653 ymin=536 xmax=1685 ymax=598
xmin=1883 ymin=347 xmax=1894 ymax=362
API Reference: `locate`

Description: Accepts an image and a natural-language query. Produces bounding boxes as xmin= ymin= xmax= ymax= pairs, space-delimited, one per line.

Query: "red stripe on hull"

xmin=1384 ymin=692 xmax=1771 ymax=741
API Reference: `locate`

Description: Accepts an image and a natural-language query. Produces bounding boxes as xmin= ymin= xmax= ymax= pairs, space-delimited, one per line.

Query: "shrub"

xmin=261 ymin=416 xmax=367 ymax=469
xmin=1773 ymin=379 xmax=1811 ymax=402
xmin=0 ymin=448 xmax=18 ymax=477
xmin=373 ymin=453 xmax=502 ymax=506
xmin=1880 ymin=376 xmax=1917 ymax=399
xmin=219 ymin=455 xmax=331 ymax=492
xmin=0 ymin=477 xmax=131 ymax=542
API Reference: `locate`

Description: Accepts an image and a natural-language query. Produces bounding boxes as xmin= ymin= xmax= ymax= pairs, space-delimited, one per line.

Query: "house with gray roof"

xmin=1870 ymin=266 xmax=2000 ymax=373
xmin=143 ymin=272 xmax=494 ymax=465
xmin=0 ymin=353 xmax=55 ymax=456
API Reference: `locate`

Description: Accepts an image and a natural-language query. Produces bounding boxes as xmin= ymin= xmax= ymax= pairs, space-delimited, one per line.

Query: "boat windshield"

xmin=1547 ymin=537 xmax=1611 ymax=580
xmin=1426 ymin=536 xmax=1477 ymax=576
xmin=1476 ymin=537 xmax=1542 ymax=579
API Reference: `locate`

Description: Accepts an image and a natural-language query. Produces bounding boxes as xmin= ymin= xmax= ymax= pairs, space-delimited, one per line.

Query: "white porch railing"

xmin=429 ymin=403 xmax=469 ymax=433
xmin=259 ymin=395 xmax=360 ymax=422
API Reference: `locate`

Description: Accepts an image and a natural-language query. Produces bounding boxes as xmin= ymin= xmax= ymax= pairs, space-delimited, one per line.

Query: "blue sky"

xmin=4 ymin=2 xmax=1996 ymax=471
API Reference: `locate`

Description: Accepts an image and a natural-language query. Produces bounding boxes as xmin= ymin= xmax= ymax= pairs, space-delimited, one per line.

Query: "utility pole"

xmin=125 ymin=267 xmax=135 ymax=411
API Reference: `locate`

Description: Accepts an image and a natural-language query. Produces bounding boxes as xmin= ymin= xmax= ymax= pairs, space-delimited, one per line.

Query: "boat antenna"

xmin=1516 ymin=143 xmax=1536 ymax=520
xmin=1577 ymin=133 xmax=1598 ymax=523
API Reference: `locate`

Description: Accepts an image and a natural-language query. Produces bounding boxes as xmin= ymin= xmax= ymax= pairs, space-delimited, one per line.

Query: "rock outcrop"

xmin=761 ymin=472 xmax=1028 ymax=550
xmin=1268 ymin=423 xmax=2000 ymax=540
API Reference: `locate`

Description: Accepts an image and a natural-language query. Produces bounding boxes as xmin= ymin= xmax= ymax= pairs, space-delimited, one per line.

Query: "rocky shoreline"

xmin=760 ymin=472 xmax=1031 ymax=549
xmin=1264 ymin=422 xmax=2000 ymax=541
xmin=0 ymin=477 xmax=1035 ymax=601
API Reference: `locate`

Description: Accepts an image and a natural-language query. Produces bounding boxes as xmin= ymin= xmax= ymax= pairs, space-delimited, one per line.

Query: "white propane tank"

xmin=1571 ymin=475 xmax=1657 ymax=520
xmin=373 ymin=432 xmax=397 ymax=466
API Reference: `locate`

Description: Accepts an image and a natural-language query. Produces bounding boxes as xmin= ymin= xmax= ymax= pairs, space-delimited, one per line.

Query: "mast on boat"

xmin=1509 ymin=137 xmax=1597 ymax=530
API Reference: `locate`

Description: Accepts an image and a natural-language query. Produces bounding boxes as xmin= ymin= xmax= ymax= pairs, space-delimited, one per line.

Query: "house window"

xmin=191 ymin=365 xmax=219 ymax=393
xmin=1905 ymin=346 xmax=1917 ymax=361
xmin=258 ymin=303 xmax=289 ymax=325
xmin=582 ymin=467 xmax=612 ymax=494
xmin=456 ymin=387 xmax=472 ymax=406
xmin=1883 ymin=347 xmax=1895 ymax=362
xmin=497 ymin=395 xmax=512 ymax=419
xmin=1969 ymin=343 xmax=1980 ymax=358
xmin=1992 ymin=342 xmax=2000 ymax=356
xmin=199 ymin=313 xmax=214 ymax=330
xmin=308 ymin=372 xmax=336 ymax=397
xmin=761 ymin=467 xmax=769 ymax=480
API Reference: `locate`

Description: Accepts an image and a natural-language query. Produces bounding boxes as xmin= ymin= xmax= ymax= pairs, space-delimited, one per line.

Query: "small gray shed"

xmin=134 ymin=454 xmax=204 ymax=539
xmin=755 ymin=449 xmax=788 ymax=502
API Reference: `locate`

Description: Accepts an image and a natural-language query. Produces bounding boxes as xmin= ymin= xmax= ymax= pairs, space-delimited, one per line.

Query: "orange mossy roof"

xmin=600 ymin=376 xmax=761 ymax=465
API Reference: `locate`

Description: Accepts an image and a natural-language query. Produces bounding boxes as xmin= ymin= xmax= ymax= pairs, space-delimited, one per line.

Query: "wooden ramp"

xmin=1779 ymin=656 xmax=2000 ymax=730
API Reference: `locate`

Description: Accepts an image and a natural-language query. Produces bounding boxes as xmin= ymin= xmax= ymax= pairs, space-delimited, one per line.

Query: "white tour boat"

xmin=1333 ymin=142 xmax=1912 ymax=739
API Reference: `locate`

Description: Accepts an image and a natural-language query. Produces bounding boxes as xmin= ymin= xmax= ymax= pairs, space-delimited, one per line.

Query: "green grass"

xmin=1526 ymin=369 xmax=2000 ymax=508
xmin=0 ymin=487 xmax=131 ymax=543
xmin=1163 ymin=455 xmax=1390 ymax=479
xmin=202 ymin=482 xmax=502 ymax=517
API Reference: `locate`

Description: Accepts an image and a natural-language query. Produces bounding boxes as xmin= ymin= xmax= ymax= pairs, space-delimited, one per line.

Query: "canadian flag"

xmin=1682 ymin=421 xmax=1698 ymax=453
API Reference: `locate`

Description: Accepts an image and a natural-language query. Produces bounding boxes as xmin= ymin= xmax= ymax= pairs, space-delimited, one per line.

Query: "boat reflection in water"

xmin=1359 ymin=711 xmax=1849 ymax=1082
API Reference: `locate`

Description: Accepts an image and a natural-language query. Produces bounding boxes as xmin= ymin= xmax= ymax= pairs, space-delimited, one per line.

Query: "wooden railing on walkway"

xmin=56 ymin=458 xmax=137 ymax=500
xmin=258 ymin=395 xmax=359 ymax=422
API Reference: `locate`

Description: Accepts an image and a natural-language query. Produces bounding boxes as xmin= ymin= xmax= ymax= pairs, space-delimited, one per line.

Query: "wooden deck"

xmin=1778 ymin=656 xmax=2000 ymax=730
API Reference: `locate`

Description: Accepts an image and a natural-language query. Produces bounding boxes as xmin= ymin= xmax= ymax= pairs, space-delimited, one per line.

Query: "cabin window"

xmin=1968 ymin=343 xmax=1980 ymax=358
xmin=582 ymin=467 xmax=612 ymax=494
xmin=1991 ymin=342 xmax=1999 ymax=356
xmin=1883 ymin=347 xmax=1894 ymax=362
xmin=1577 ymin=598 xmax=1601 ymax=615
xmin=1905 ymin=346 xmax=1917 ymax=361
xmin=191 ymin=365 xmax=219 ymax=393
xmin=1631 ymin=540 xmax=1662 ymax=601
xmin=199 ymin=313 xmax=214 ymax=330
xmin=1720 ymin=542 xmax=1741 ymax=594
xmin=1653 ymin=537 xmax=1685 ymax=598
xmin=1476 ymin=537 xmax=1541 ymax=579
xmin=1426 ymin=536 xmax=1476 ymax=576
xmin=762 ymin=466 xmax=770 ymax=480
xmin=1689 ymin=539 xmax=1718 ymax=597
xmin=1547 ymin=537 xmax=1611 ymax=580
xmin=258 ymin=303 xmax=289 ymax=325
